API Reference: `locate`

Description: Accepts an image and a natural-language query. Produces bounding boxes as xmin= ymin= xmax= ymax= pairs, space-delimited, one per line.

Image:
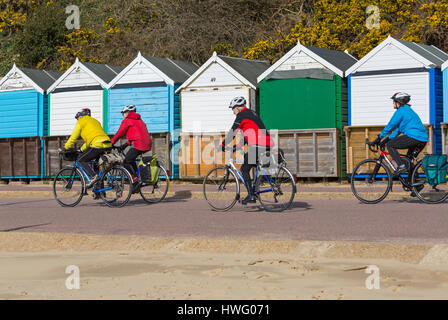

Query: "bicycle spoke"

xmin=256 ymin=166 xmax=296 ymax=212
xmin=351 ymin=159 xmax=391 ymax=204
xmin=53 ymin=167 xmax=84 ymax=207
xmin=203 ymin=166 xmax=239 ymax=212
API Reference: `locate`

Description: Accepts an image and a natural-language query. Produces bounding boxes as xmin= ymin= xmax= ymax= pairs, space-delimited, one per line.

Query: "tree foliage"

xmin=1 ymin=0 xmax=448 ymax=75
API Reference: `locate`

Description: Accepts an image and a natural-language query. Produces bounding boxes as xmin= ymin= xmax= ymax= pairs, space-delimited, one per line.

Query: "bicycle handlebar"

xmin=365 ymin=139 xmax=387 ymax=153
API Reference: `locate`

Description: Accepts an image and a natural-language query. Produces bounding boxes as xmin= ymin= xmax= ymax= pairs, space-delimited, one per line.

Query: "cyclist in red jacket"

xmin=220 ymin=97 xmax=274 ymax=205
xmin=111 ymin=105 xmax=152 ymax=186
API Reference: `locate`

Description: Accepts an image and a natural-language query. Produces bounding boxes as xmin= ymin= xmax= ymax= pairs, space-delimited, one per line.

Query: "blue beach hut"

xmin=106 ymin=52 xmax=198 ymax=178
xmin=0 ymin=64 xmax=60 ymax=179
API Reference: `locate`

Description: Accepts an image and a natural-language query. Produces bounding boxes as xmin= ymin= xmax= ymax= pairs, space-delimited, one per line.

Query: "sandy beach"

xmin=1 ymin=233 xmax=448 ymax=300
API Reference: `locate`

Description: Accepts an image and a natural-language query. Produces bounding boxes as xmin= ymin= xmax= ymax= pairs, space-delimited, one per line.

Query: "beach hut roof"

xmin=107 ymin=52 xmax=199 ymax=88
xmin=347 ymin=36 xmax=448 ymax=75
xmin=176 ymin=52 xmax=270 ymax=93
xmin=258 ymin=41 xmax=357 ymax=82
xmin=47 ymin=58 xmax=123 ymax=93
xmin=0 ymin=64 xmax=62 ymax=94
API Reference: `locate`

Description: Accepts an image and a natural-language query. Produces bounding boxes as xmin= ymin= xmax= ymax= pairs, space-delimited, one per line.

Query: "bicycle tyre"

xmin=53 ymin=166 xmax=85 ymax=207
xmin=411 ymin=161 xmax=448 ymax=204
xmin=203 ymin=166 xmax=240 ymax=212
xmin=99 ymin=166 xmax=133 ymax=208
xmin=139 ymin=164 xmax=169 ymax=204
xmin=351 ymin=159 xmax=392 ymax=204
xmin=255 ymin=165 xmax=296 ymax=212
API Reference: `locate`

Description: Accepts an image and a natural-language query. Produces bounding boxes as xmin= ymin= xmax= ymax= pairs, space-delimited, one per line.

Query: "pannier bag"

xmin=422 ymin=155 xmax=448 ymax=186
xmin=99 ymin=151 xmax=124 ymax=172
xmin=138 ymin=154 xmax=158 ymax=184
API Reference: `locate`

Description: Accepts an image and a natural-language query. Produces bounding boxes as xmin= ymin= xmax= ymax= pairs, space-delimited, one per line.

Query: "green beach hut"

xmin=257 ymin=41 xmax=357 ymax=177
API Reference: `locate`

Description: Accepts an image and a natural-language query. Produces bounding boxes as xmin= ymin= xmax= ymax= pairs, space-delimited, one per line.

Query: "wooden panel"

xmin=276 ymin=50 xmax=325 ymax=72
xmin=357 ymin=43 xmax=425 ymax=72
xmin=344 ymin=125 xmax=434 ymax=174
xmin=350 ymin=72 xmax=430 ymax=126
xmin=179 ymin=129 xmax=339 ymax=179
xmin=0 ymin=137 xmax=41 ymax=177
xmin=181 ymin=87 xmax=250 ymax=133
xmin=50 ymin=90 xmax=104 ymax=135
xmin=43 ymin=132 xmax=172 ymax=177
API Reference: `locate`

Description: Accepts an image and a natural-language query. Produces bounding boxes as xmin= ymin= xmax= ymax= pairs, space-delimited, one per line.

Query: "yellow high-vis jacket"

xmin=65 ymin=116 xmax=112 ymax=151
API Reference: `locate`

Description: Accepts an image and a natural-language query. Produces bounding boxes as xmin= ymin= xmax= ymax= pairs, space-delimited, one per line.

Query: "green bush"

xmin=15 ymin=2 xmax=67 ymax=69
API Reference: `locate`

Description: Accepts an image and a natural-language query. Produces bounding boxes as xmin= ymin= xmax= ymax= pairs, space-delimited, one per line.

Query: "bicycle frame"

xmin=73 ymin=160 xmax=114 ymax=193
xmin=362 ymin=150 xmax=420 ymax=189
xmin=228 ymin=158 xmax=279 ymax=195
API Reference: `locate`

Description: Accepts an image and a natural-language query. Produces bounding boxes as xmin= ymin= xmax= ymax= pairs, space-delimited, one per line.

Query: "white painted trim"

xmin=106 ymin=53 xmax=175 ymax=89
xmin=442 ymin=59 xmax=448 ymax=71
xmin=0 ymin=64 xmax=45 ymax=94
xmin=346 ymin=36 xmax=435 ymax=75
xmin=176 ymin=52 xmax=256 ymax=93
xmin=47 ymin=58 xmax=109 ymax=93
xmin=257 ymin=43 xmax=349 ymax=82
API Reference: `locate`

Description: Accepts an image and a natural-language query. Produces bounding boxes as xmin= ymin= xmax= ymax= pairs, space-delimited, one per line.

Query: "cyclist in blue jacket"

xmin=372 ymin=92 xmax=428 ymax=174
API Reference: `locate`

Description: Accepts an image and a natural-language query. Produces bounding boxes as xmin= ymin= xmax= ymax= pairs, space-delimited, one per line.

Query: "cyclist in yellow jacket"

xmin=64 ymin=108 xmax=112 ymax=187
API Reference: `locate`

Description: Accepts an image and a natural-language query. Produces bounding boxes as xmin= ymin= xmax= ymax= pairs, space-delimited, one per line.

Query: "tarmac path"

xmin=1 ymin=194 xmax=448 ymax=244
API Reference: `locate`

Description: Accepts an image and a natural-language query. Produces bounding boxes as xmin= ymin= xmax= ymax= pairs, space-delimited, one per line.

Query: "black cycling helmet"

xmin=75 ymin=108 xmax=91 ymax=120
xmin=391 ymin=92 xmax=411 ymax=105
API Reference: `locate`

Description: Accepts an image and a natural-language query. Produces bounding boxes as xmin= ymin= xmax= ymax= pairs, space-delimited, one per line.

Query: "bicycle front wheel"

xmin=99 ymin=166 xmax=133 ymax=208
xmin=53 ymin=166 xmax=85 ymax=207
xmin=140 ymin=164 xmax=169 ymax=204
xmin=203 ymin=166 xmax=240 ymax=212
xmin=351 ymin=159 xmax=392 ymax=204
xmin=255 ymin=166 xmax=296 ymax=212
xmin=411 ymin=161 xmax=448 ymax=204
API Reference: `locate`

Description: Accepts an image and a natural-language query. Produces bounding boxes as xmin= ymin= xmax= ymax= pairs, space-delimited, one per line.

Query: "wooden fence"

xmin=179 ymin=128 xmax=340 ymax=179
xmin=0 ymin=137 xmax=42 ymax=178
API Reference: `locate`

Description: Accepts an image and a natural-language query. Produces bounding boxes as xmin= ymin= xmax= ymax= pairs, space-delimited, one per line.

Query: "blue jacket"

xmin=379 ymin=105 xmax=428 ymax=142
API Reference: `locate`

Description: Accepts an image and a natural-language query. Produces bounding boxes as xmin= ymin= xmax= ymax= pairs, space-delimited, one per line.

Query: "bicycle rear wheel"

xmin=203 ymin=166 xmax=240 ymax=212
xmin=411 ymin=161 xmax=448 ymax=204
xmin=139 ymin=164 xmax=169 ymax=204
xmin=99 ymin=166 xmax=133 ymax=208
xmin=255 ymin=166 xmax=296 ymax=212
xmin=351 ymin=159 xmax=392 ymax=204
xmin=53 ymin=166 xmax=85 ymax=207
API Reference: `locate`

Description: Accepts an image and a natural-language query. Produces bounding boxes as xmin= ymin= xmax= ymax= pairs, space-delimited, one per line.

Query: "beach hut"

xmin=345 ymin=36 xmax=448 ymax=173
xmin=175 ymin=52 xmax=270 ymax=178
xmin=43 ymin=58 xmax=123 ymax=176
xmin=0 ymin=64 xmax=60 ymax=179
xmin=256 ymin=41 xmax=357 ymax=177
xmin=46 ymin=58 xmax=122 ymax=136
xmin=440 ymin=60 xmax=448 ymax=154
xmin=106 ymin=52 xmax=198 ymax=178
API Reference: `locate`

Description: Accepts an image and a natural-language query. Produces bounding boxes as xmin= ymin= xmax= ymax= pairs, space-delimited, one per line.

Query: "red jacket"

xmin=111 ymin=112 xmax=152 ymax=151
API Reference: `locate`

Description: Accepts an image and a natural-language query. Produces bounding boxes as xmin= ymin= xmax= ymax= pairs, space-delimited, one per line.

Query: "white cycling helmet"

xmin=229 ymin=96 xmax=247 ymax=109
xmin=391 ymin=92 xmax=411 ymax=105
xmin=121 ymin=105 xmax=136 ymax=113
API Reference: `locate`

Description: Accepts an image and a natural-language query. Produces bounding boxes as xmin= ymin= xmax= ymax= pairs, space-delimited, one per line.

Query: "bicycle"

xmin=115 ymin=146 xmax=170 ymax=204
xmin=53 ymin=148 xmax=133 ymax=208
xmin=203 ymin=146 xmax=296 ymax=212
xmin=350 ymin=139 xmax=448 ymax=204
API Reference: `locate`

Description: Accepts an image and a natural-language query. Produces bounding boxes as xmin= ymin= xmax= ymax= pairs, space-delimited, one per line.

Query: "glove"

xmin=117 ymin=144 xmax=127 ymax=152
xmin=372 ymin=136 xmax=381 ymax=146
xmin=379 ymin=137 xmax=390 ymax=148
